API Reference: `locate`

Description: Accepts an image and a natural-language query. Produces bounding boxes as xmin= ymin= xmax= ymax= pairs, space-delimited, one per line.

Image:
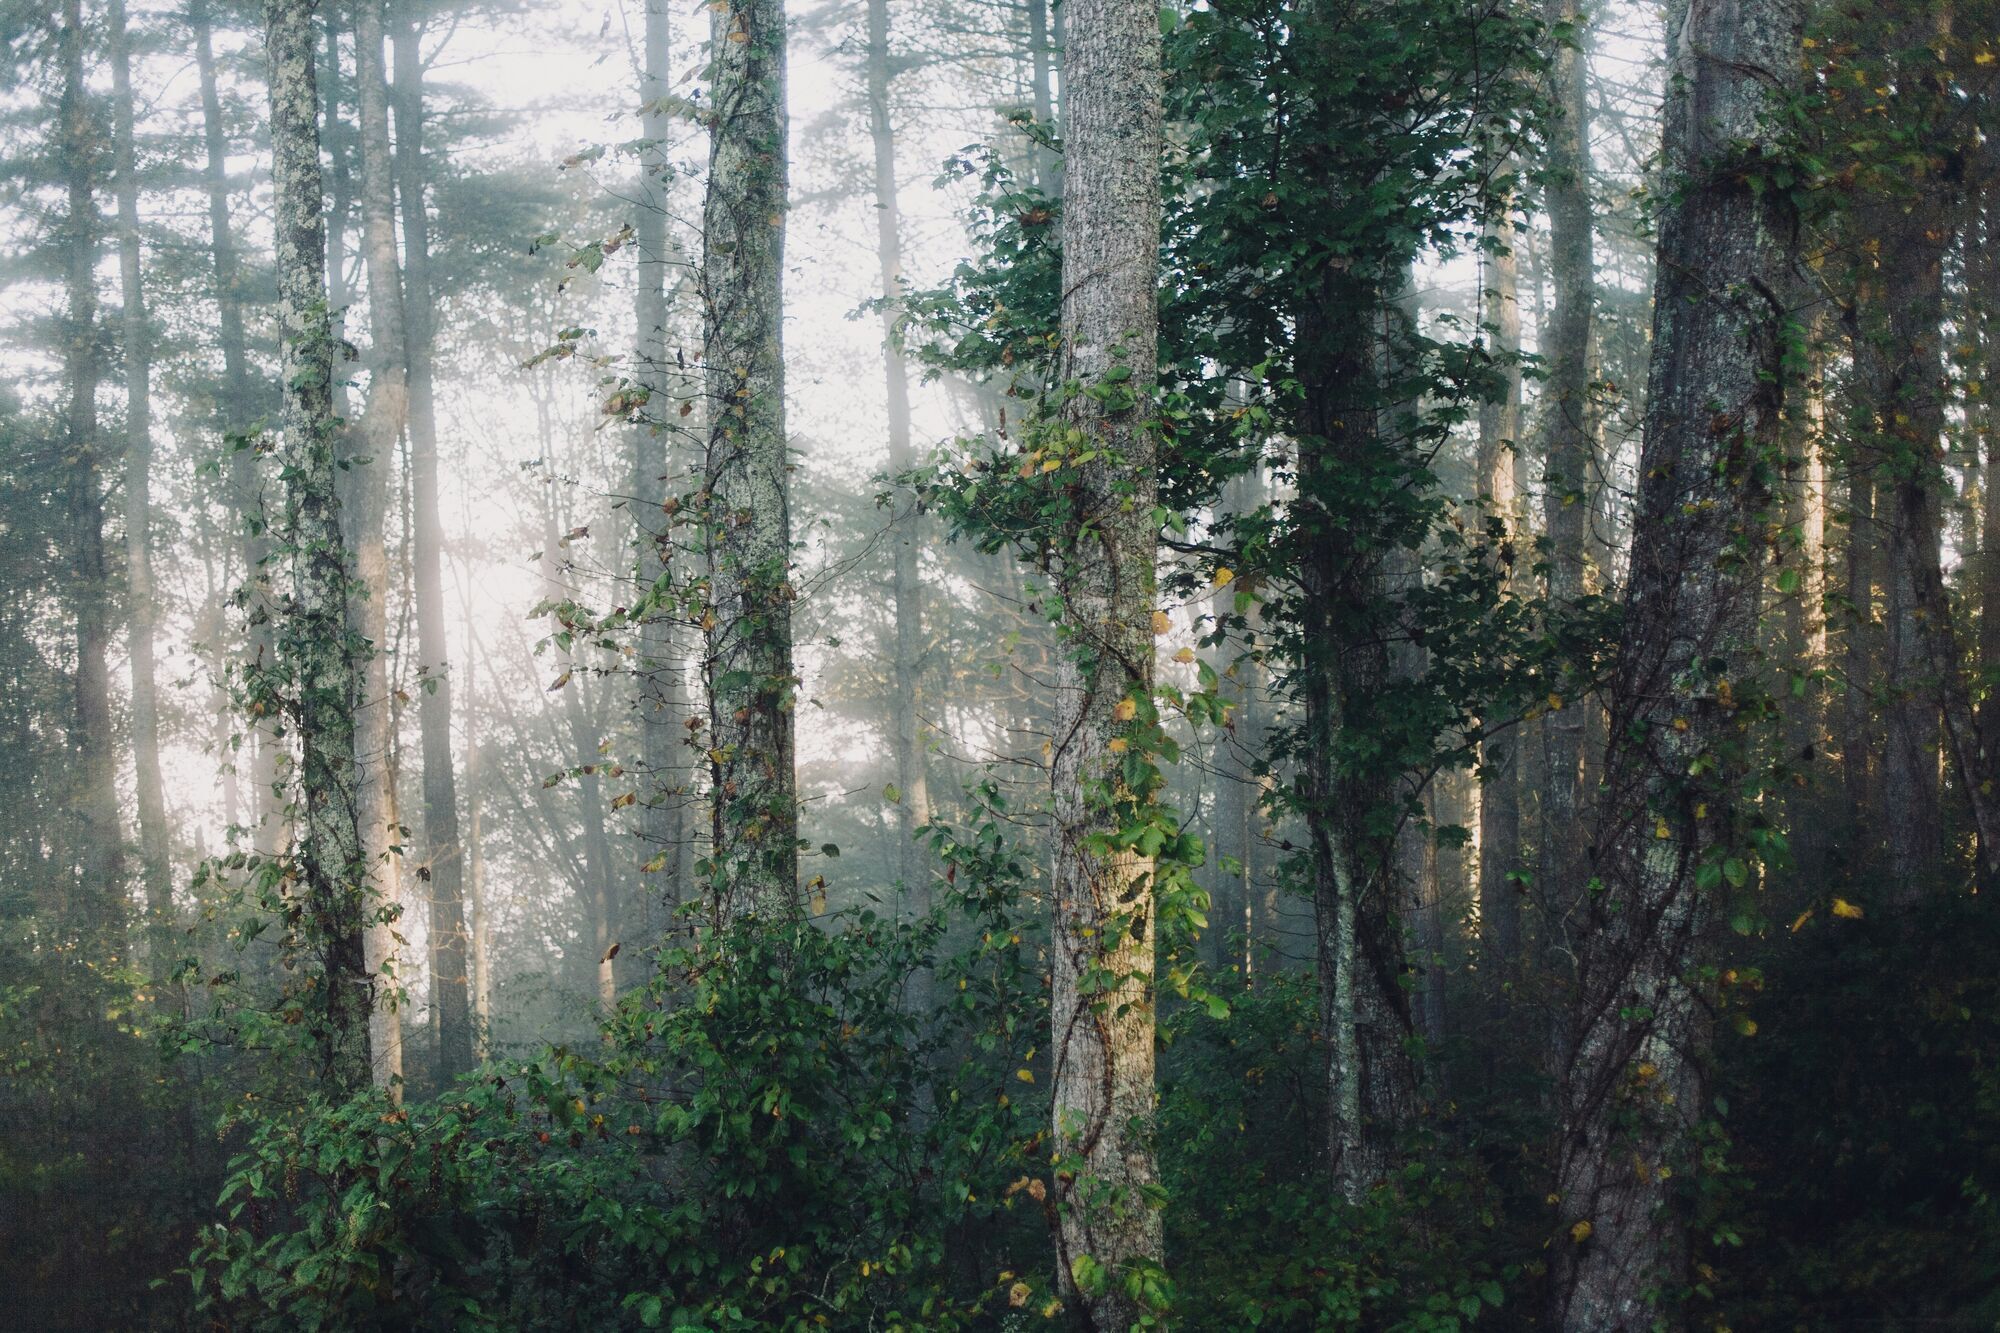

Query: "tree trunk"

xmin=195 ymin=1 xmax=283 ymax=858
xmin=1979 ymin=173 xmax=2000 ymax=753
xmin=265 ymin=0 xmax=374 ymax=1096
xmin=1046 ymin=0 xmax=1167 ymax=1316
xmin=351 ymin=0 xmax=412 ymax=1094
xmin=462 ymin=608 xmax=492 ymax=1051
xmin=59 ymin=0 xmax=125 ymax=935
xmin=391 ymin=10 xmax=473 ymax=1079
xmin=702 ymin=0 xmax=798 ymax=922
xmin=1538 ymin=0 xmax=1595 ymax=962
xmin=108 ymin=0 xmax=171 ymax=953
xmin=1549 ymin=0 xmax=1805 ymax=1323
xmin=1209 ymin=469 xmax=1264 ymax=979
xmin=1862 ymin=226 xmax=1947 ymax=892
xmin=1478 ymin=202 xmax=1526 ymax=971
xmin=325 ymin=5 xmax=356 ymax=421
xmin=1024 ymin=0 xmax=1060 ymax=194
xmin=633 ymin=0 xmax=694 ymax=943
xmin=1840 ymin=462 xmax=1881 ymax=862
xmin=867 ymin=0 xmax=934 ymax=926
xmin=1849 ymin=106 xmax=2000 ymax=891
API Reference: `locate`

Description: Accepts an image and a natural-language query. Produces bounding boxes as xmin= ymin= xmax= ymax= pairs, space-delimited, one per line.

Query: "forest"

xmin=3 ymin=0 xmax=1999 ymax=1327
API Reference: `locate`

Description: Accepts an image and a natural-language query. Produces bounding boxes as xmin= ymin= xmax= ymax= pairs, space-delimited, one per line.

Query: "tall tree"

xmin=1537 ymin=0 xmax=1595 ymax=962
xmin=701 ymin=0 xmax=798 ymax=922
xmin=633 ymin=0 xmax=692 ymax=932
xmin=1478 ymin=197 xmax=1527 ymax=970
xmin=350 ymin=0 xmax=411 ymax=1092
xmin=866 ymin=0 xmax=934 ymax=920
xmin=193 ymin=0 xmax=282 ymax=857
xmin=1843 ymin=2 xmax=2000 ymax=890
xmin=264 ymin=0 xmax=374 ymax=1095
xmin=108 ymin=0 xmax=171 ymax=942
xmin=391 ymin=6 xmax=473 ymax=1078
xmin=1549 ymin=0 xmax=1806 ymax=1322
xmin=57 ymin=0 xmax=125 ymax=934
xmin=1046 ymin=0 xmax=1167 ymax=1315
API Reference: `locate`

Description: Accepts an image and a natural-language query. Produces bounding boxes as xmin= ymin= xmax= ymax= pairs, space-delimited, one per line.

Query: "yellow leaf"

xmin=1570 ymin=1220 xmax=1593 ymax=1243
xmin=1041 ymin=458 xmax=1062 ymax=473
xmin=1113 ymin=698 xmax=1138 ymax=722
xmin=727 ymin=28 xmax=749 ymax=40
xmin=1213 ymin=567 xmax=1235 ymax=587
xmin=1151 ymin=610 xmax=1173 ymax=635
xmin=1654 ymin=818 xmax=1671 ymax=840
xmin=811 ymin=892 xmax=828 ymax=915
xmin=1832 ymin=898 xmax=1864 ymax=919
xmin=1009 ymin=1282 xmax=1032 ymax=1308
xmin=1107 ymin=738 xmax=1129 ymax=754
xmin=1016 ymin=1068 xmax=1034 ymax=1083
xmin=1173 ymin=647 xmax=1196 ymax=664
xmin=1789 ymin=907 xmax=1813 ymax=932
xmin=1978 ymin=49 xmax=1997 ymax=65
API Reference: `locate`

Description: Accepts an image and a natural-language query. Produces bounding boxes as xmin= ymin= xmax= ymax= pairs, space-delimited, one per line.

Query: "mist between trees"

xmin=4 ymin=0 xmax=2000 ymax=1327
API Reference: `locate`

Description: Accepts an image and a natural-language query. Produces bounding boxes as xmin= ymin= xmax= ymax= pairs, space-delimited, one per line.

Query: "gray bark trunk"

xmin=195 ymin=1 xmax=283 ymax=858
xmin=351 ymin=0 xmax=411 ymax=1094
xmin=1478 ymin=204 xmax=1526 ymax=970
xmin=702 ymin=0 xmax=798 ymax=922
xmin=633 ymin=0 xmax=694 ymax=940
xmin=1538 ymin=0 xmax=1595 ymax=962
xmin=1849 ymin=101 xmax=2000 ymax=891
xmin=1025 ymin=0 xmax=1059 ymax=193
xmin=867 ymin=0 xmax=934 ymax=925
xmin=59 ymin=0 xmax=126 ymax=933
xmin=1048 ymin=0 xmax=1167 ymax=1316
xmin=1208 ymin=469 xmax=1264 ymax=979
xmin=391 ymin=11 xmax=473 ymax=1078
xmin=108 ymin=0 xmax=171 ymax=950
xmin=1549 ymin=0 xmax=1805 ymax=1323
xmin=264 ymin=0 xmax=374 ymax=1096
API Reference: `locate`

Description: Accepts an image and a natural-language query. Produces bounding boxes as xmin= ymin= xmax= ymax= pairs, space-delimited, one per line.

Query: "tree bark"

xmin=1538 ymin=0 xmax=1595 ymax=961
xmin=1549 ymin=0 xmax=1805 ymax=1323
xmin=465 ymin=636 xmax=492 ymax=1053
xmin=194 ymin=0 xmax=283 ymax=859
xmin=108 ymin=0 xmax=172 ymax=951
xmin=265 ymin=0 xmax=374 ymax=1096
xmin=867 ymin=0 xmax=934 ymax=926
xmin=1848 ymin=87 xmax=2000 ymax=891
xmin=59 ymin=0 xmax=126 ymax=935
xmin=1478 ymin=201 xmax=1526 ymax=971
xmin=391 ymin=9 xmax=472 ymax=1078
xmin=1024 ymin=0 xmax=1059 ymax=194
xmin=1209 ymin=469 xmax=1264 ymax=980
xmin=1047 ymin=0 xmax=1167 ymax=1315
xmin=633 ymin=0 xmax=693 ymax=942
xmin=701 ymin=0 xmax=798 ymax=922
xmin=350 ymin=0 xmax=411 ymax=1094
